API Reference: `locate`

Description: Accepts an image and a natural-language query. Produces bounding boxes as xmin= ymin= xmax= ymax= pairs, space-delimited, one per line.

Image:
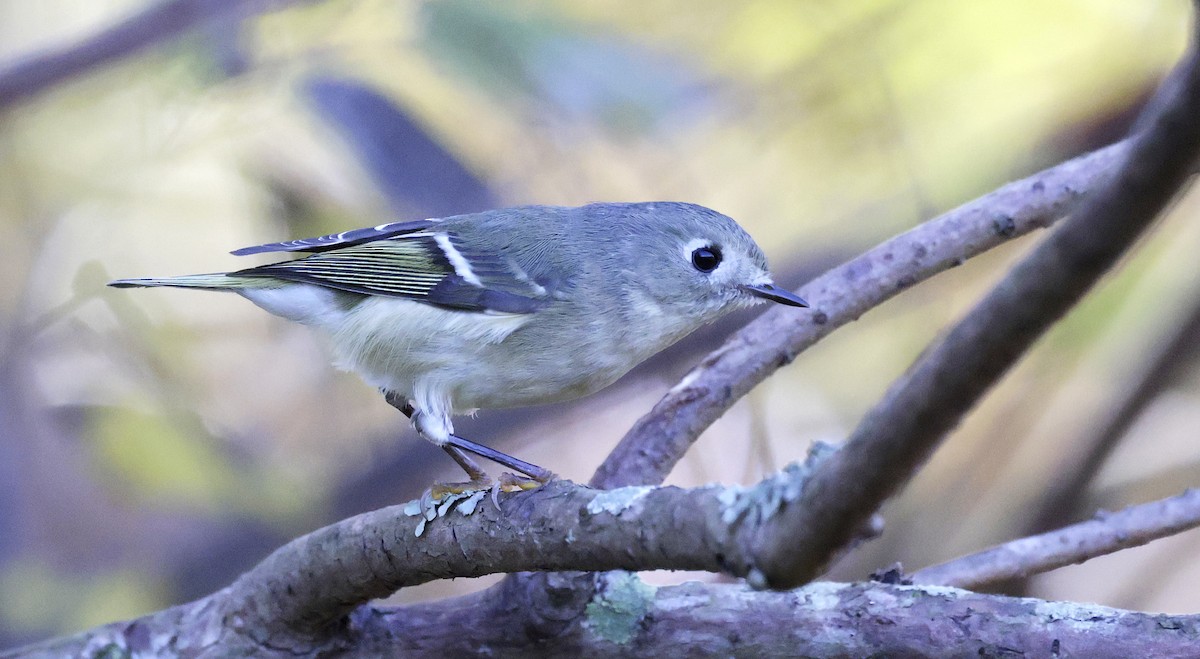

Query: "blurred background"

xmin=0 ymin=0 xmax=1197 ymax=647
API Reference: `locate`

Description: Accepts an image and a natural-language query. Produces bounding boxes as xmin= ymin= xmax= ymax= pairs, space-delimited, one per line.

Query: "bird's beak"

xmin=741 ymin=283 xmax=808 ymax=307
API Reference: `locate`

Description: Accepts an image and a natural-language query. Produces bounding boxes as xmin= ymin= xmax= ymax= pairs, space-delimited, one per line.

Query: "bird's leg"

xmin=382 ymin=390 xmax=555 ymax=488
xmin=427 ymin=445 xmax=493 ymax=497
xmin=441 ymin=434 xmax=555 ymax=484
xmin=441 ymin=444 xmax=490 ymax=483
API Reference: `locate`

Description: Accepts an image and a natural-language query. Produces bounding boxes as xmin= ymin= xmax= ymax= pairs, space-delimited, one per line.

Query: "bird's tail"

xmin=108 ymin=273 xmax=277 ymax=291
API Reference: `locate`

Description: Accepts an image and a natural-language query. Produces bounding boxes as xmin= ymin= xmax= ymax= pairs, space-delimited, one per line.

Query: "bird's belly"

xmin=347 ymin=340 xmax=629 ymax=410
xmin=449 ymin=353 xmax=630 ymax=410
xmin=325 ymin=297 xmax=654 ymax=413
xmin=327 ymin=297 xmax=532 ymax=395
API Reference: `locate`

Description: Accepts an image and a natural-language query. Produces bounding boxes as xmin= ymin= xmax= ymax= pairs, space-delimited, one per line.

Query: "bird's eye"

xmin=691 ymin=245 xmax=722 ymax=273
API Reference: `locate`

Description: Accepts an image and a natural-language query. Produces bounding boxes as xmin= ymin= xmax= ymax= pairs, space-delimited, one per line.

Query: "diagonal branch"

xmin=912 ymin=488 xmax=1200 ymax=588
xmin=751 ymin=4 xmax=1200 ymax=589
xmin=592 ymin=139 xmax=1127 ymax=489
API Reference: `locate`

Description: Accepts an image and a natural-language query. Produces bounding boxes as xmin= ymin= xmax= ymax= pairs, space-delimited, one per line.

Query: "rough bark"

xmin=12 ymin=582 xmax=1198 ymax=658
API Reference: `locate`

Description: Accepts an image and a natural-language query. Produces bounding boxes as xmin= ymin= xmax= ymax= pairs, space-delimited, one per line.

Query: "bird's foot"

xmin=428 ymin=470 xmax=553 ymax=509
xmin=403 ymin=470 xmax=558 ymax=536
xmin=497 ymin=470 xmax=554 ymax=490
xmin=428 ymin=476 xmax=497 ymax=501
xmin=489 ymin=471 xmax=555 ymax=506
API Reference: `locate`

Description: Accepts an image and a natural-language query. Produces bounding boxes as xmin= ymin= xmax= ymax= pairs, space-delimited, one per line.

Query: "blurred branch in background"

xmin=419 ymin=0 xmax=717 ymax=137
xmin=303 ymin=76 xmax=498 ymax=218
xmin=0 ymin=0 xmax=315 ymax=111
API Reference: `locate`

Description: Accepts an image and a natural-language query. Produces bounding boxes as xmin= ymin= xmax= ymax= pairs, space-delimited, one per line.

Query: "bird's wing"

xmin=232 ymin=231 xmax=550 ymax=314
xmin=230 ymin=220 xmax=437 ymax=255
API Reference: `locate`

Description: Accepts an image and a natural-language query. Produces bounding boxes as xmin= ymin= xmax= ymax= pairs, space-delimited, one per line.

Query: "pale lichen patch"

xmin=584 ymin=572 xmax=658 ymax=645
xmin=586 ymin=486 xmax=653 ymax=516
xmin=402 ymin=490 xmax=488 ymax=537
xmin=719 ymin=441 xmax=837 ymax=528
xmin=1032 ymin=599 xmax=1122 ymax=627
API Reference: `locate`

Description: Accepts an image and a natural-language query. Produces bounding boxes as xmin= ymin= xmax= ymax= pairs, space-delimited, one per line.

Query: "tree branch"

xmin=0 ymin=0 xmax=310 ymax=112
xmin=15 ymin=581 xmax=1200 ymax=657
xmin=510 ymin=102 xmax=1137 ymax=645
xmin=751 ymin=5 xmax=1200 ymax=588
xmin=360 ymin=581 xmax=1200 ymax=658
xmin=592 ymin=139 xmax=1127 ymax=489
xmin=912 ymin=488 xmax=1200 ymax=588
xmin=217 ymin=483 xmax=719 ymax=639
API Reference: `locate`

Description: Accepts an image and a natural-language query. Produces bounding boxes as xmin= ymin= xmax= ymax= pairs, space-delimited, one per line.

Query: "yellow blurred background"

xmin=0 ymin=0 xmax=1196 ymax=646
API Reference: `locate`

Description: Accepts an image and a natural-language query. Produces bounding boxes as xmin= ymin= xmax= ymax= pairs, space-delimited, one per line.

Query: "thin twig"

xmin=751 ymin=5 xmax=1200 ymax=589
xmin=912 ymin=489 xmax=1200 ymax=588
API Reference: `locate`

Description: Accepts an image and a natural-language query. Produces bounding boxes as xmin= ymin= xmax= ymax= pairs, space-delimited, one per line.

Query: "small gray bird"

xmin=111 ymin=202 xmax=807 ymax=490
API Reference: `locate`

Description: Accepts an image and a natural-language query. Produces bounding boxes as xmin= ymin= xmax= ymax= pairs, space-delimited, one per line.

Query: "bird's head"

xmin=594 ymin=202 xmax=807 ymax=324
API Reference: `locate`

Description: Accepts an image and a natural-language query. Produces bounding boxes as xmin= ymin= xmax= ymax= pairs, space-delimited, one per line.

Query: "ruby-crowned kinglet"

xmin=111 ymin=202 xmax=807 ymax=487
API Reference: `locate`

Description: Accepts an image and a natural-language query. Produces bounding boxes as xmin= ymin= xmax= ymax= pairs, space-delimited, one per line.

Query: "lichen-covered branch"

xmin=751 ymin=3 xmax=1200 ymax=589
xmin=0 ymin=470 xmax=817 ymax=656
xmin=15 ymin=581 xmax=1200 ymax=657
xmin=219 ymin=481 xmax=748 ymax=643
xmin=360 ymin=581 xmax=1200 ymax=658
